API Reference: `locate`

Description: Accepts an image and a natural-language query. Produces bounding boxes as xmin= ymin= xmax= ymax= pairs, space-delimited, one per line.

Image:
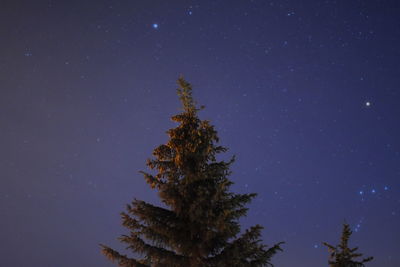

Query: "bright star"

xmin=365 ymin=101 xmax=371 ymax=106
xmin=152 ymin=23 xmax=159 ymax=29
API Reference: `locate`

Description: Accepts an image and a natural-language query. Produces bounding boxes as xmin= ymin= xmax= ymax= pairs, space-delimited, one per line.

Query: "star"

xmin=152 ymin=23 xmax=159 ymax=29
xmin=365 ymin=101 xmax=371 ymax=106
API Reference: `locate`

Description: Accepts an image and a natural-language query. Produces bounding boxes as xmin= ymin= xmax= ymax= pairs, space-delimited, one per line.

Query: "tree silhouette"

xmin=101 ymin=78 xmax=283 ymax=266
xmin=323 ymin=223 xmax=373 ymax=267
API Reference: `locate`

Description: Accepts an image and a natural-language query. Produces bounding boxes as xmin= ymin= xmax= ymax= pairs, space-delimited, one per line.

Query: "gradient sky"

xmin=1 ymin=1 xmax=400 ymax=266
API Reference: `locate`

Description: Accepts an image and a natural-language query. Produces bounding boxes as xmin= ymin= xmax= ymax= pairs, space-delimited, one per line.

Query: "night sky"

xmin=1 ymin=1 xmax=400 ymax=266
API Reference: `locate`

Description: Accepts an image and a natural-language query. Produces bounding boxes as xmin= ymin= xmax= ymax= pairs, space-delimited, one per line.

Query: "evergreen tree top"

xmin=101 ymin=77 xmax=283 ymax=266
xmin=176 ymin=77 xmax=204 ymax=115
xmin=323 ymin=223 xmax=373 ymax=267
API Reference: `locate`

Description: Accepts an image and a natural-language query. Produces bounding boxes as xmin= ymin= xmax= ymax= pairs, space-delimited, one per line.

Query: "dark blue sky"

xmin=1 ymin=1 xmax=399 ymax=266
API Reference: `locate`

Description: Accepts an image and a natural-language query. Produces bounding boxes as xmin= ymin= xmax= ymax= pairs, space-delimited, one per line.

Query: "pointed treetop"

xmin=323 ymin=223 xmax=373 ymax=267
xmin=177 ymin=77 xmax=202 ymax=114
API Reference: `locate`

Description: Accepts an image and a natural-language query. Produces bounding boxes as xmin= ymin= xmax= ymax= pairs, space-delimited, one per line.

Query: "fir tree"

xmin=323 ymin=223 xmax=373 ymax=267
xmin=101 ymin=78 xmax=283 ymax=266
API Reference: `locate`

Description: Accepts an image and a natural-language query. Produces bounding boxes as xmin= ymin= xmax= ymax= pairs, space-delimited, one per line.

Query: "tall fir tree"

xmin=323 ymin=223 xmax=373 ymax=267
xmin=101 ymin=78 xmax=283 ymax=266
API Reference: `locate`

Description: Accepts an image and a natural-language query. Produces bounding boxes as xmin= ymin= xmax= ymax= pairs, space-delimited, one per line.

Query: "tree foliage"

xmin=323 ymin=223 xmax=373 ymax=267
xmin=101 ymin=78 xmax=283 ymax=266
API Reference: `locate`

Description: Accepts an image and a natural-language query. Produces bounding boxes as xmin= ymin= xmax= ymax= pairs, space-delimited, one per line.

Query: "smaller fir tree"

xmin=323 ymin=223 xmax=373 ymax=267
